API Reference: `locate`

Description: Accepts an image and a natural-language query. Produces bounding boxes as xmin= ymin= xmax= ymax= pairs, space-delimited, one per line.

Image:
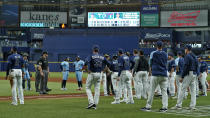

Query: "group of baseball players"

xmin=84 ymin=41 xmax=208 ymax=112
xmin=6 ymin=41 xmax=209 ymax=112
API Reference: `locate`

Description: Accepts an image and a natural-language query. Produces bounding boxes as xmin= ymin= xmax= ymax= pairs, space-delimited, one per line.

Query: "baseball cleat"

xmin=11 ymin=102 xmax=18 ymax=106
xmin=187 ymin=107 xmax=197 ymax=110
xmin=86 ymin=103 xmax=96 ymax=109
xmin=126 ymin=101 xmax=134 ymax=104
xmin=120 ymin=99 xmax=127 ymax=103
xmin=171 ymin=106 xmax=182 ymax=110
xmin=141 ymin=107 xmax=151 ymax=112
xmin=111 ymin=101 xmax=120 ymax=104
xmin=61 ymin=88 xmax=64 ymax=90
xmin=159 ymin=108 xmax=168 ymax=112
xmin=20 ymin=102 xmax=24 ymax=105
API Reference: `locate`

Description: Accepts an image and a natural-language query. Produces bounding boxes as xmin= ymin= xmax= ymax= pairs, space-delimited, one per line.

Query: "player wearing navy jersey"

xmin=110 ymin=55 xmax=119 ymax=103
xmin=112 ymin=49 xmax=134 ymax=104
xmin=141 ymin=41 xmax=168 ymax=112
xmin=84 ymin=45 xmax=108 ymax=109
xmin=172 ymin=45 xmax=198 ymax=110
xmin=8 ymin=47 xmax=24 ymax=106
xmin=167 ymin=53 xmax=176 ymax=97
xmin=198 ymin=56 xmax=208 ymax=96
xmin=174 ymin=51 xmax=185 ymax=99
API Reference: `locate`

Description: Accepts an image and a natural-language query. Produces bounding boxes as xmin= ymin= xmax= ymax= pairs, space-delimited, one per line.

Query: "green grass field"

xmin=0 ymin=72 xmax=210 ymax=118
xmin=0 ymin=94 xmax=210 ymax=118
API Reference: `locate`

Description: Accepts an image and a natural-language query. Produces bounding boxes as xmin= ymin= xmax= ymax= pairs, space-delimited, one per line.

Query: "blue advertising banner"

xmin=141 ymin=5 xmax=159 ymax=14
xmin=0 ymin=4 xmax=18 ymax=27
xmin=140 ymin=29 xmax=172 ymax=40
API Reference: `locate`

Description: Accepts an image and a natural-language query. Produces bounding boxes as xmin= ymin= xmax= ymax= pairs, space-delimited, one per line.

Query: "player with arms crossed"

xmin=141 ymin=41 xmax=168 ymax=112
xmin=84 ymin=45 xmax=108 ymax=109
xmin=8 ymin=46 xmax=24 ymax=106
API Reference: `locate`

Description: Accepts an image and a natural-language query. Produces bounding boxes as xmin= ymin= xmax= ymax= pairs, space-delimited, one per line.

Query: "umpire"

xmin=35 ymin=51 xmax=50 ymax=94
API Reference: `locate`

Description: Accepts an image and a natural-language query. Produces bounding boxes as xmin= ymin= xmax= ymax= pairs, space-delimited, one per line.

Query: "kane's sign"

xmin=20 ymin=11 xmax=67 ymax=27
xmin=161 ymin=10 xmax=208 ymax=27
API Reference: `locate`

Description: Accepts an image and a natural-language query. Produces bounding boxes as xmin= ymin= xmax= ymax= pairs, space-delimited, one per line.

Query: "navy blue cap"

xmin=12 ymin=46 xmax=17 ymax=51
xmin=185 ymin=45 xmax=192 ymax=50
xmin=92 ymin=45 xmax=100 ymax=50
xmin=177 ymin=51 xmax=182 ymax=55
xmin=42 ymin=51 xmax=48 ymax=54
xmin=156 ymin=41 xmax=163 ymax=47
xmin=168 ymin=52 xmax=174 ymax=57
xmin=118 ymin=48 xmax=124 ymax=54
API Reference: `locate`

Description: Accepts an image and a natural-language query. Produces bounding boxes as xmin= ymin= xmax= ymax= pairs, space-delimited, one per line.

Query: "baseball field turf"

xmin=0 ymin=72 xmax=210 ymax=118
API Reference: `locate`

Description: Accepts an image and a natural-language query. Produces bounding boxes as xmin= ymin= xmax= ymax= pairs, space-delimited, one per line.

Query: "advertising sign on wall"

xmin=0 ymin=4 xmax=18 ymax=27
xmin=88 ymin=12 xmax=140 ymax=27
xmin=20 ymin=11 xmax=67 ymax=27
xmin=161 ymin=10 xmax=208 ymax=27
xmin=141 ymin=5 xmax=159 ymax=27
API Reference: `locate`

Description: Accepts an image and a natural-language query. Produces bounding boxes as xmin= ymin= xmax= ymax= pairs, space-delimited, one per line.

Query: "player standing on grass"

xmin=133 ymin=50 xmax=149 ymax=100
xmin=167 ymin=52 xmax=176 ymax=97
xmin=141 ymin=41 xmax=168 ymax=112
xmin=174 ymin=51 xmax=185 ymax=99
xmin=73 ymin=56 xmax=85 ymax=90
xmin=60 ymin=57 xmax=70 ymax=91
xmin=22 ymin=53 xmax=31 ymax=91
xmin=171 ymin=45 xmax=198 ymax=110
xmin=198 ymin=56 xmax=208 ymax=96
xmin=84 ymin=45 xmax=108 ymax=109
xmin=111 ymin=49 xmax=134 ymax=104
xmin=8 ymin=46 xmax=24 ymax=106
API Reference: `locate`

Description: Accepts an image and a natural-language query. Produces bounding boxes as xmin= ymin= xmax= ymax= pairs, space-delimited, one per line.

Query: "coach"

xmin=141 ymin=41 xmax=168 ymax=112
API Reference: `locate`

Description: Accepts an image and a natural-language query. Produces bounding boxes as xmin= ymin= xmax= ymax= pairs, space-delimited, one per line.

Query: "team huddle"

xmin=6 ymin=41 xmax=208 ymax=112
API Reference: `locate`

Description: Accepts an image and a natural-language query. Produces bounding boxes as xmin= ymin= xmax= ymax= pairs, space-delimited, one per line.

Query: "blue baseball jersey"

xmin=168 ymin=59 xmax=176 ymax=72
xmin=182 ymin=53 xmax=198 ymax=78
xmin=118 ymin=54 xmax=131 ymax=76
xmin=61 ymin=61 xmax=69 ymax=71
xmin=23 ymin=59 xmax=29 ymax=70
xmin=8 ymin=53 xmax=24 ymax=70
xmin=175 ymin=57 xmax=185 ymax=75
xmin=109 ymin=60 xmax=119 ymax=72
xmin=130 ymin=55 xmax=139 ymax=70
xmin=149 ymin=50 xmax=168 ymax=77
xmin=73 ymin=60 xmax=85 ymax=71
xmin=85 ymin=53 xmax=108 ymax=72
xmin=200 ymin=61 xmax=208 ymax=73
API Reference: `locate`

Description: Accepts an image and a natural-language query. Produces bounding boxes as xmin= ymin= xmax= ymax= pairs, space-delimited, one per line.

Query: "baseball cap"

xmin=156 ymin=41 xmax=163 ymax=47
xmin=76 ymin=56 xmax=80 ymax=59
xmin=177 ymin=51 xmax=182 ymax=55
xmin=185 ymin=45 xmax=192 ymax=50
xmin=23 ymin=53 xmax=28 ymax=57
xmin=118 ymin=48 xmax=124 ymax=54
xmin=92 ymin=45 xmax=100 ymax=51
xmin=42 ymin=51 xmax=48 ymax=55
xmin=12 ymin=46 xmax=17 ymax=51
xmin=104 ymin=54 xmax=109 ymax=57
xmin=168 ymin=52 xmax=174 ymax=57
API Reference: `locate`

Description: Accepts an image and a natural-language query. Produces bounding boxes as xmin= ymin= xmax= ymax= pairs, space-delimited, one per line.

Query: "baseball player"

xmin=133 ymin=50 xmax=149 ymax=99
xmin=22 ymin=53 xmax=31 ymax=91
xmin=8 ymin=46 xmax=24 ymax=106
xmin=101 ymin=54 xmax=109 ymax=96
xmin=132 ymin=49 xmax=139 ymax=98
xmin=73 ymin=56 xmax=85 ymax=90
xmin=60 ymin=57 xmax=70 ymax=90
xmin=167 ymin=52 xmax=176 ymax=97
xmin=198 ymin=56 xmax=208 ymax=96
xmin=174 ymin=51 xmax=185 ymax=99
xmin=36 ymin=51 xmax=50 ymax=94
xmin=171 ymin=45 xmax=198 ymax=110
xmin=110 ymin=54 xmax=119 ymax=102
xmin=141 ymin=41 xmax=168 ymax=112
xmin=84 ymin=45 xmax=108 ymax=109
xmin=111 ymin=49 xmax=134 ymax=104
